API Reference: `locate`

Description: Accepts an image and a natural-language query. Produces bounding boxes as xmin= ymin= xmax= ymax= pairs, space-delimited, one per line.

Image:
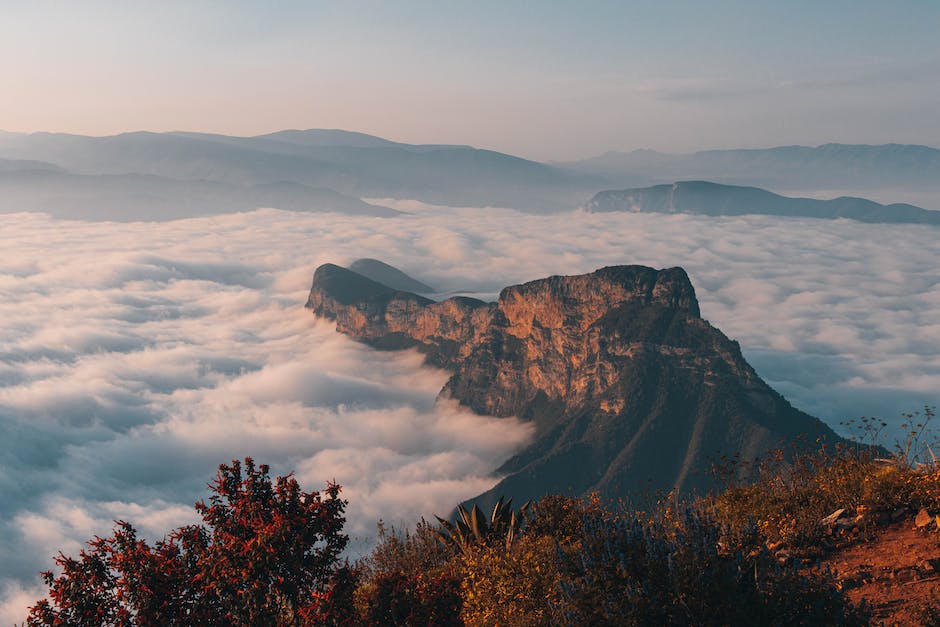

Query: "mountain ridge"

xmin=306 ymin=261 xmax=844 ymax=506
xmin=560 ymin=143 xmax=940 ymax=207
xmin=585 ymin=180 xmax=940 ymax=225
xmin=0 ymin=170 xmax=398 ymax=221
xmin=0 ymin=129 xmax=599 ymax=211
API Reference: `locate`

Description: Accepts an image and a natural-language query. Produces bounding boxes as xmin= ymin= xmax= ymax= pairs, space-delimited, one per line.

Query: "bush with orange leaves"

xmin=457 ymin=534 xmax=561 ymax=626
xmin=709 ymin=406 xmax=940 ymax=554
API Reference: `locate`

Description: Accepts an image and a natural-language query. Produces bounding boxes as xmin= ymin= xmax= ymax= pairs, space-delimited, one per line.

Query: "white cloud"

xmin=0 ymin=204 xmax=938 ymax=622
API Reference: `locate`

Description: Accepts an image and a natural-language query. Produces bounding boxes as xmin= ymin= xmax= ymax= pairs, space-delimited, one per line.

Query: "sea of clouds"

xmin=1 ymin=202 xmax=938 ymax=621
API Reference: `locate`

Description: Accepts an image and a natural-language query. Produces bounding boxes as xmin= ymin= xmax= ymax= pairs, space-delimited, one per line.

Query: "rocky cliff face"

xmin=307 ymin=262 xmax=842 ymax=505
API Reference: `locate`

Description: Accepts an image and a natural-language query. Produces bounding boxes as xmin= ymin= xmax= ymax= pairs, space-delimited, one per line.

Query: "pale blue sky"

xmin=2 ymin=0 xmax=938 ymax=159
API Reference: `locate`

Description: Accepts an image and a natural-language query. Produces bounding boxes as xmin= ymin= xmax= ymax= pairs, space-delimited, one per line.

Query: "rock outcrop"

xmin=349 ymin=258 xmax=435 ymax=294
xmin=307 ymin=262 xmax=843 ymax=505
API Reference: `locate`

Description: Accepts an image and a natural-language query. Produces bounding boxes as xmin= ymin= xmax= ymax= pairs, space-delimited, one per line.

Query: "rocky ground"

xmin=815 ymin=510 xmax=940 ymax=625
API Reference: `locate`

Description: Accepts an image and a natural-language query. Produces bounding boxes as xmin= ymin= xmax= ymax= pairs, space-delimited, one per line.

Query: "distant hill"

xmin=0 ymin=170 xmax=398 ymax=221
xmin=0 ymin=157 xmax=64 ymax=174
xmin=0 ymin=130 xmax=600 ymax=211
xmin=584 ymin=181 xmax=940 ymax=225
xmin=7 ymin=132 xmax=935 ymax=216
xmin=560 ymin=143 xmax=940 ymax=205
xmin=307 ymin=261 xmax=845 ymax=506
xmin=349 ymin=258 xmax=434 ymax=293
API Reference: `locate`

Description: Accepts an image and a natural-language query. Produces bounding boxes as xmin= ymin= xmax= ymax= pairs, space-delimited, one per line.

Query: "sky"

xmin=1 ymin=203 xmax=938 ymax=621
xmin=2 ymin=0 xmax=939 ymax=159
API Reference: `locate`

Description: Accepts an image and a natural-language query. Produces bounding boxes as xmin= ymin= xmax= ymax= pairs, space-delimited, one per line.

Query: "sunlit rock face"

xmin=308 ymin=262 xmax=842 ymax=505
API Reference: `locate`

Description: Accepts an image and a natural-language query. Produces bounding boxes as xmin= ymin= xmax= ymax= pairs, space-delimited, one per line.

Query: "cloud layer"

xmin=1 ymin=204 xmax=938 ymax=621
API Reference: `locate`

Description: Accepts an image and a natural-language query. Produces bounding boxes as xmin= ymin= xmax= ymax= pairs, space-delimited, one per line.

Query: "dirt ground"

xmin=819 ymin=520 xmax=940 ymax=625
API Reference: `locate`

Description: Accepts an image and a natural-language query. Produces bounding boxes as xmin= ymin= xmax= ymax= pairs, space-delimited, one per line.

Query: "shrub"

xmin=458 ymin=535 xmax=560 ymax=626
xmin=523 ymin=493 xmax=600 ymax=545
xmin=354 ymin=520 xmax=460 ymax=626
xmin=356 ymin=570 xmax=462 ymax=627
xmin=558 ymin=506 xmax=868 ymax=626
xmin=363 ymin=519 xmax=452 ymax=579
xmin=26 ymin=458 xmax=353 ymax=627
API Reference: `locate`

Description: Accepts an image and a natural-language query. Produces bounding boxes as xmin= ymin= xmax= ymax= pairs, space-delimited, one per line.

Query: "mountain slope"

xmin=349 ymin=258 xmax=434 ymax=293
xmin=0 ymin=157 xmax=64 ymax=174
xmin=584 ymin=181 xmax=940 ymax=225
xmin=306 ymin=262 xmax=843 ymax=506
xmin=0 ymin=170 xmax=398 ymax=220
xmin=0 ymin=130 xmax=599 ymax=211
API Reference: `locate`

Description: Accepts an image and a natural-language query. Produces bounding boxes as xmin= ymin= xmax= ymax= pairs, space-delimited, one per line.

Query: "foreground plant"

xmin=26 ymin=458 xmax=354 ymax=626
xmin=433 ymin=497 xmax=529 ymax=555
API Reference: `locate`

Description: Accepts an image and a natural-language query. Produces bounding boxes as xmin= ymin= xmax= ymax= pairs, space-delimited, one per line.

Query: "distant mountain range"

xmin=559 ymin=143 xmax=940 ymax=198
xmin=307 ymin=261 xmax=845 ymax=506
xmin=0 ymin=129 xmax=599 ymax=215
xmin=0 ymin=170 xmax=398 ymax=221
xmin=585 ymin=181 xmax=940 ymax=225
xmin=1 ymin=130 xmax=937 ymax=219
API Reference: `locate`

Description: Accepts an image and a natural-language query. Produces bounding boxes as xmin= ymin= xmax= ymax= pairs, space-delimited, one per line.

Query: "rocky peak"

xmin=310 ymin=263 xmax=402 ymax=304
xmin=307 ymin=261 xmax=842 ymax=505
xmin=497 ymin=265 xmax=700 ymax=337
xmin=349 ymin=258 xmax=435 ymax=293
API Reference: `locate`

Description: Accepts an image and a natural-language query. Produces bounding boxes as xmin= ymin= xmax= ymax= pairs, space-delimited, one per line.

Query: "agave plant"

xmin=434 ymin=496 xmax=530 ymax=554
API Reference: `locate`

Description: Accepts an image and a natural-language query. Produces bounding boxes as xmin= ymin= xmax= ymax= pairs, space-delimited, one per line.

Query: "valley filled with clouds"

xmin=1 ymin=204 xmax=937 ymax=621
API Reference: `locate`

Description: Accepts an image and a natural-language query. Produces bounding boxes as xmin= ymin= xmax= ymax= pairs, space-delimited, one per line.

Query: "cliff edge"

xmin=307 ymin=262 xmax=843 ymax=504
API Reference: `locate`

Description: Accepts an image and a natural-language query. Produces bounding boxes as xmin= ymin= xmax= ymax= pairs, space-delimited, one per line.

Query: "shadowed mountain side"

xmin=350 ymin=258 xmax=434 ymax=293
xmin=0 ymin=171 xmax=398 ymax=220
xmin=585 ymin=181 xmax=940 ymax=225
xmin=307 ymin=262 xmax=844 ymax=507
xmin=0 ymin=130 xmax=601 ymax=211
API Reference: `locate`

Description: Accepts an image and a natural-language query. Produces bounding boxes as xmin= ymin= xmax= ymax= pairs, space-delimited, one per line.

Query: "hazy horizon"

xmin=3 ymin=126 xmax=940 ymax=158
xmin=3 ymin=0 xmax=939 ymax=160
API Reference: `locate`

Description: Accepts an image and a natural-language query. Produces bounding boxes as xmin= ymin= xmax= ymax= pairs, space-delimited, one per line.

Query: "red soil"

xmin=820 ymin=520 xmax=940 ymax=625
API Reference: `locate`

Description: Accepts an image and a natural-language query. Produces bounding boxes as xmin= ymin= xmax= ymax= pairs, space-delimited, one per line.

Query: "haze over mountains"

xmin=0 ymin=170 xmax=399 ymax=221
xmin=0 ymin=129 xmax=598 ymax=217
xmin=561 ymin=143 xmax=940 ymax=207
xmin=1 ymin=129 xmax=937 ymax=221
xmin=586 ymin=181 xmax=940 ymax=225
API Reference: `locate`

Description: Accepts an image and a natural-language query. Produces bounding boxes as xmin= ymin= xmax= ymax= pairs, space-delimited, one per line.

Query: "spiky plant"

xmin=434 ymin=497 xmax=530 ymax=555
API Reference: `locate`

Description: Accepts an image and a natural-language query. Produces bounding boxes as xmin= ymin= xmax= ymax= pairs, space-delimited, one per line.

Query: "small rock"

xmin=821 ymin=508 xmax=847 ymax=526
xmin=893 ymin=566 xmax=918 ymax=583
xmin=835 ymin=519 xmax=856 ymax=531
xmin=918 ymin=560 xmax=938 ymax=576
xmin=916 ymin=508 xmax=933 ymax=528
